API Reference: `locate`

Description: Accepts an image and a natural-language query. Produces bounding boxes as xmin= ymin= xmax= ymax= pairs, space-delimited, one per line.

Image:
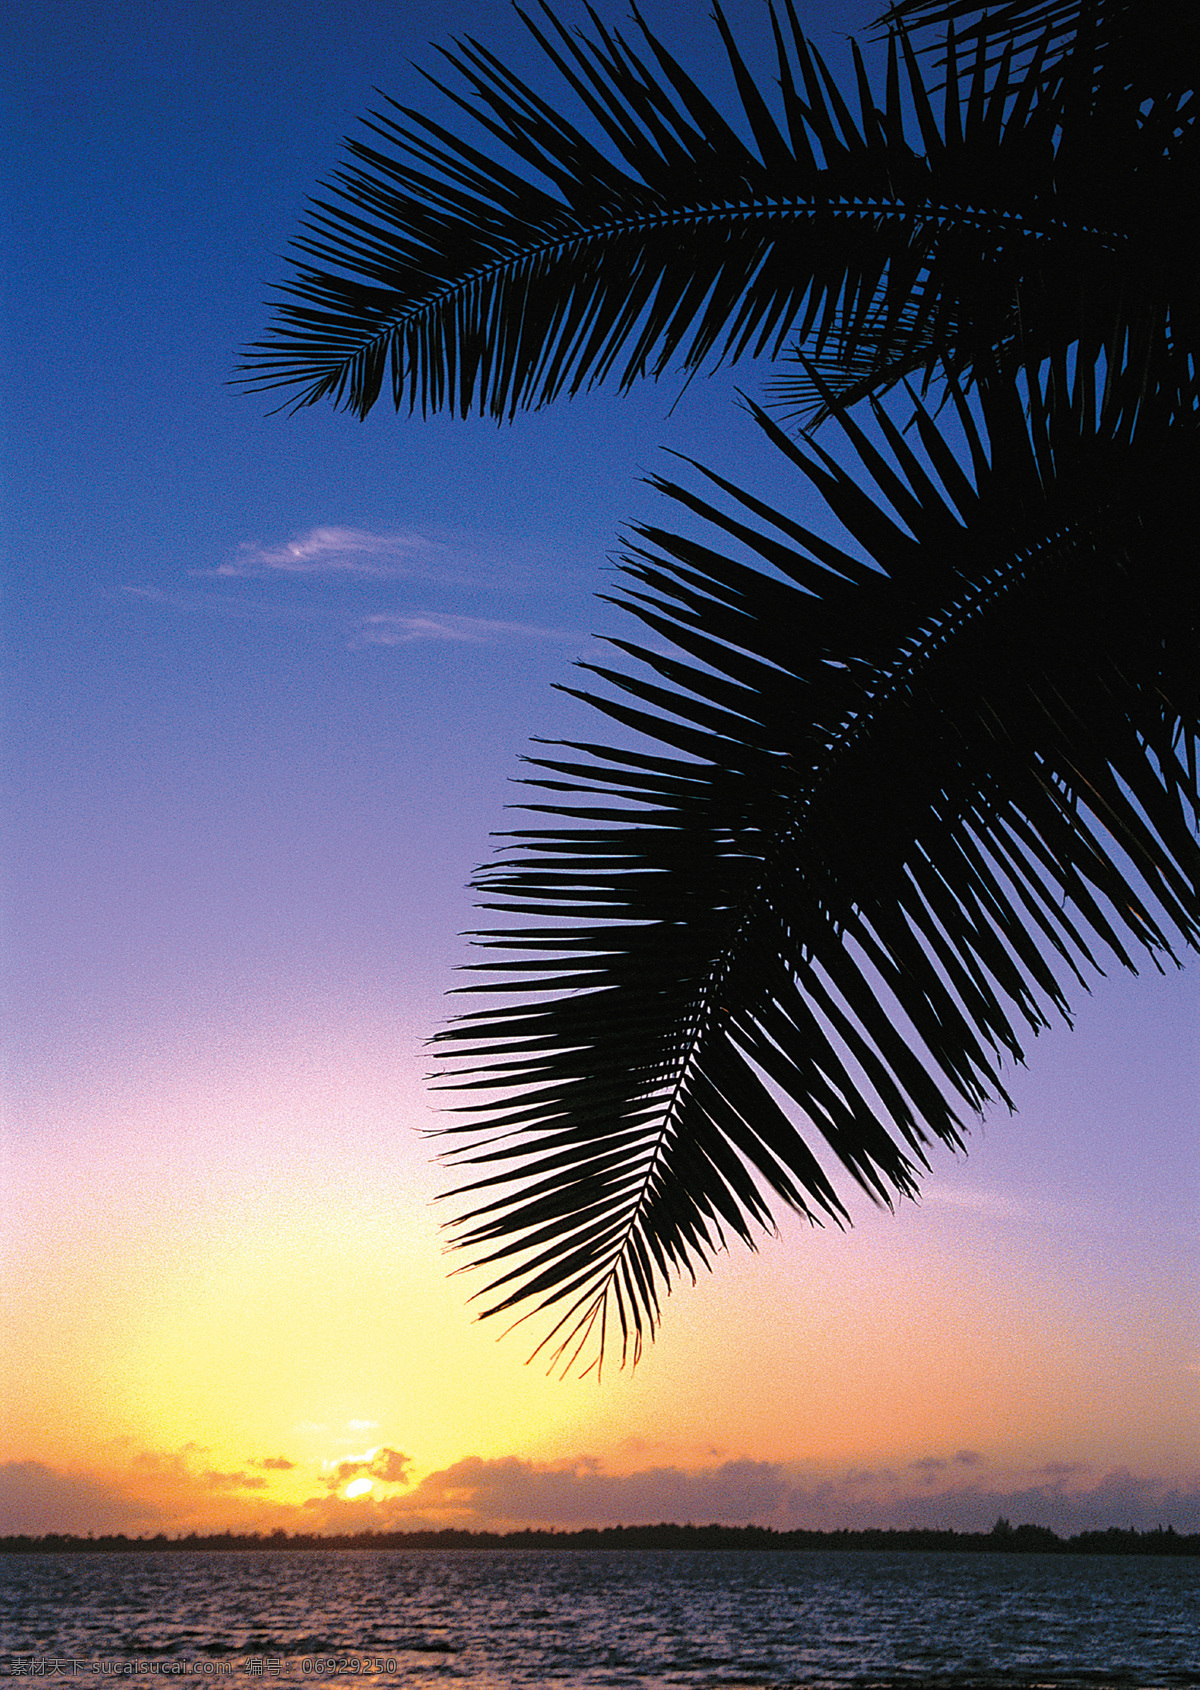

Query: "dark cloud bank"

xmin=4 ymin=1453 xmax=1199 ymax=1538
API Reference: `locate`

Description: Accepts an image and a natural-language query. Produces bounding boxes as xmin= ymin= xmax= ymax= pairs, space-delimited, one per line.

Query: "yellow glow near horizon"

xmin=5 ymin=975 xmax=1196 ymax=1538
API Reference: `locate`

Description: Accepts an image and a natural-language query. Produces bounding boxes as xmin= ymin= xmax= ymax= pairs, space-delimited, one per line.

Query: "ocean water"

xmin=2 ymin=1548 xmax=1197 ymax=1689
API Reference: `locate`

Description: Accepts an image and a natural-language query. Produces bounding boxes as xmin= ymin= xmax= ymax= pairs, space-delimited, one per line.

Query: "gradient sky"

xmin=3 ymin=0 xmax=1197 ymax=1540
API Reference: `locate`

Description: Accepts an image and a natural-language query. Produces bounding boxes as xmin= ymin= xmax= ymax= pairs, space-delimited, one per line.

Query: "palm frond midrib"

xmin=468 ymin=390 xmax=1166 ymax=1199
xmin=245 ymin=191 xmax=1130 ymax=403
xmin=296 ymin=191 xmax=1124 ymax=291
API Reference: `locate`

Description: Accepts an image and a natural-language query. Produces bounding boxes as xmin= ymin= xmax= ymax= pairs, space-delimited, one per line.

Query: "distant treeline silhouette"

xmin=3 ymin=1521 xmax=1196 ymax=1555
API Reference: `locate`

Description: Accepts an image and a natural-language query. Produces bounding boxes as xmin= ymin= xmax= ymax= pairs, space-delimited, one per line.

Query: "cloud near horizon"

xmin=5 ymin=1451 xmax=1199 ymax=1540
xmin=319 ymin=1448 xmax=412 ymax=1493
xmin=344 ymin=1455 xmax=1200 ymax=1538
xmin=202 ymin=1469 xmax=268 ymax=1492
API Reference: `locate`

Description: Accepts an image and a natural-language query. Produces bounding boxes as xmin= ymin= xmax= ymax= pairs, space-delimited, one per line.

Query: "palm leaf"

xmin=237 ymin=0 xmax=1186 ymax=424
xmin=433 ymin=358 xmax=1200 ymax=1372
xmin=877 ymin=0 xmax=1200 ymax=211
xmin=878 ymin=0 xmax=1199 ymax=96
xmin=876 ymin=0 xmax=1097 ymax=69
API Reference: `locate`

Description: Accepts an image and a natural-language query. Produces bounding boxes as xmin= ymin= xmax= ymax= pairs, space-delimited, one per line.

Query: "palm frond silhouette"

xmin=243 ymin=0 xmax=1199 ymax=1369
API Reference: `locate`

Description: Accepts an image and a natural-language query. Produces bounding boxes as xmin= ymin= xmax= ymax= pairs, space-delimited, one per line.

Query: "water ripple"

xmin=1 ymin=1550 xmax=1196 ymax=1689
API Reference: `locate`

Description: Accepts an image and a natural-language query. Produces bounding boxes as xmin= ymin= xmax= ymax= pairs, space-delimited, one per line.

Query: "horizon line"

xmin=4 ymin=1520 xmax=1196 ymax=1556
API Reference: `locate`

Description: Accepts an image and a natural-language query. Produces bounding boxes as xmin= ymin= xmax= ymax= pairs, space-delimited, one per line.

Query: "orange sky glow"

xmin=4 ymin=966 xmax=1196 ymax=1540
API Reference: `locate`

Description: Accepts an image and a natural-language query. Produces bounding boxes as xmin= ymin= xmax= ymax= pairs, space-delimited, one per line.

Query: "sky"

xmin=2 ymin=0 xmax=1197 ymax=1540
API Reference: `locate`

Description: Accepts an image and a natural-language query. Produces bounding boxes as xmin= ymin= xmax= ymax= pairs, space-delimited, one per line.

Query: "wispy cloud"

xmin=350 ymin=612 xmax=576 ymax=647
xmin=120 ymin=574 xmax=580 ymax=649
xmin=215 ymin=527 xmax=448 ymax=580
xmin=918 ymin=1185 xmax=1034 ymax=1222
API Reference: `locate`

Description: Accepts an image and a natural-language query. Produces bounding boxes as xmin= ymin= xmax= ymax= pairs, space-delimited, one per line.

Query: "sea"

xmin=2 ymin=1549 xmax=1197 ymax=1690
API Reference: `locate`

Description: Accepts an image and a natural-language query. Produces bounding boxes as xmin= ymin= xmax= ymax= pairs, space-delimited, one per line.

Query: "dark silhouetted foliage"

xmin=244 ymin=0 xmax=1199 ymax=1369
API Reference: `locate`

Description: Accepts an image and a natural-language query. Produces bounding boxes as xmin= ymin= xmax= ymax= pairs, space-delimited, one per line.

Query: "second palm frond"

xmin=433 ymin=360 xmax=1200 ymax=1372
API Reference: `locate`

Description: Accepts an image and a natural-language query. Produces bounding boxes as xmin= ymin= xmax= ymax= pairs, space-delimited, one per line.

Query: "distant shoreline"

xmin=3 ymin=1522 xmax=1197 ymax=1556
